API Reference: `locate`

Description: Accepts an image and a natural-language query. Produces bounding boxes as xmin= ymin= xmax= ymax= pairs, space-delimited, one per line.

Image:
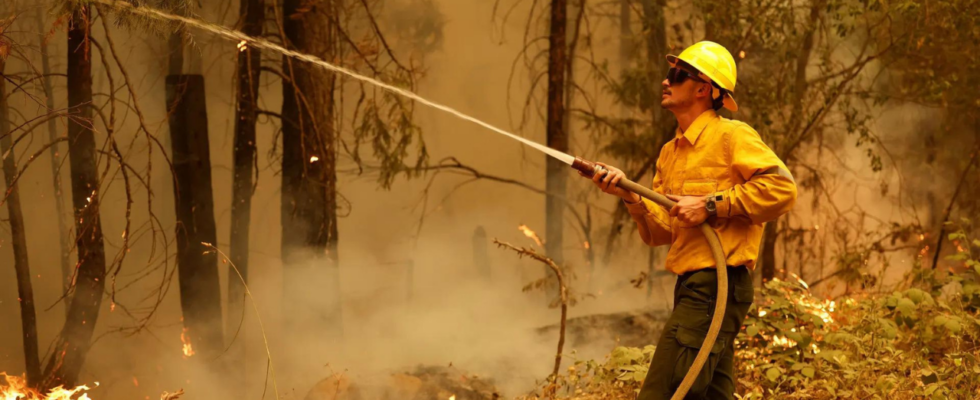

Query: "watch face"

xmin=706 ymin=201 xmax=716 ymax=212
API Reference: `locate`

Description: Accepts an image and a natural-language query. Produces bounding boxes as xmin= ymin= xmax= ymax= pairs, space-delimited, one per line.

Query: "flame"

xmin=758 ymin=310 xmax=767 ymax=317
xmin=449 ymin=396 xmax=455 ymax=400
xmin=236 ymin=40 xmax=248 ymax=52
xmin=771 ymin=335 xmax=797 ymax=348
xmin=583 ymin=241 xmax=590 ymax=249
xmin=517 ymin=225 xmax=544 ymax=247
xmin=180 ymin=327 xmax=195 ymax=358
xmin=1 ymin=372 xmax=97 ymax=400
xmin=309 ymin=156 xmax=319 ymax=163
xmin=738 ymin=50 xmax=746 ymax=59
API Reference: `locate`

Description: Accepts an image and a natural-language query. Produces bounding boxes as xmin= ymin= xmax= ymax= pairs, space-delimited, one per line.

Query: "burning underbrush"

xmin=1 ymin=373 xmax=185 ymax=400
xmin=0 ymin=373 xmax=96 ymax=400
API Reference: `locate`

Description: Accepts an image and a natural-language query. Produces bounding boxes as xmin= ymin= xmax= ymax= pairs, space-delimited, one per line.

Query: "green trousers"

xmin=636 ymin=266 xmax=754 ymax=400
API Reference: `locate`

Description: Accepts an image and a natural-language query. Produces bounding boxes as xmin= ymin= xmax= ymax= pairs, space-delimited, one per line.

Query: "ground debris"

xmin=537 ymin=309 xmax=669 ymax=349
xmin=305 ymin=365 xmax=499 ymax=400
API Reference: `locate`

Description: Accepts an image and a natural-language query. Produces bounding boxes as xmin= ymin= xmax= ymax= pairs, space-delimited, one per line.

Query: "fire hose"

xmin=572 ymin=157 xmax=728 ymax=400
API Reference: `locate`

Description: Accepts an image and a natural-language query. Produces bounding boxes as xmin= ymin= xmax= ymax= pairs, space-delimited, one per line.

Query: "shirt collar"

xmin=676 ymin=109 xmax=718 ymax=145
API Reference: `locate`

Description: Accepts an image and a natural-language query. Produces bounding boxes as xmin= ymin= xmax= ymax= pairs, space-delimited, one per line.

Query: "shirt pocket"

xmin=681 ymin=179 xmax=718 ymax=196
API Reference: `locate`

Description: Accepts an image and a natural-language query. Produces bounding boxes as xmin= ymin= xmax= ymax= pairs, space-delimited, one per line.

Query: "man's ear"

xmin=697 ymin=82 xmax=712 ymax=99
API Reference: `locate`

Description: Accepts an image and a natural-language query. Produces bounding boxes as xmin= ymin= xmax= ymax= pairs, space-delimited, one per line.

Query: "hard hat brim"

xmin=723 ymin=92 xmax=739 ymax=112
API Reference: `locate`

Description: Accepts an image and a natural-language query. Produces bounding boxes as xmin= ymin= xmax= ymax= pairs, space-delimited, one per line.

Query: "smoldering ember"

xmin=0 ymin=0 xmax=978 ymax=399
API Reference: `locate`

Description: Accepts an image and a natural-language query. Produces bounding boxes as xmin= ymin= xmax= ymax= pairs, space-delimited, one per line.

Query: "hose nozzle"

xmin=571 ymin=157 xmax=605 ymax=178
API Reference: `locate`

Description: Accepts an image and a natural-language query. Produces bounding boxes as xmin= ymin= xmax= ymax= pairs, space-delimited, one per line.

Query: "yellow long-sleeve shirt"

xmin=624 ymin=110 xmax=797 ymax=275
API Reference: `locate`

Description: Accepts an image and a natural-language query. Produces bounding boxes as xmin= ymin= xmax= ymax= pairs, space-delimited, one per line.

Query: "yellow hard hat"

xmin=666 ymin=41 xmax=739 ymax=112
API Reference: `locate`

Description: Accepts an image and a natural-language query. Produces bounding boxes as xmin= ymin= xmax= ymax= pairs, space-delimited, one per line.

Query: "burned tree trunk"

xmin=166 ymin=74 xmax=225 ymax=360
xmin=640 ymin=0 xmax=670 ymax=135
xmin=281 ymin=0 xmax=342 ymax=337
xmin=229 ymin=0 xmax=264 ymax=393
xmin=166 ymin=3 xmax=224 ymax=359
xmin=1 ymin=57 xmax=41 ymax=388
xmin=35 ymin=8 xmax=73 ymax=308
xmin=545 ymin=0 xmax=568 ymax=300
xmin=41 ymin=7 xmax=107 ymax=390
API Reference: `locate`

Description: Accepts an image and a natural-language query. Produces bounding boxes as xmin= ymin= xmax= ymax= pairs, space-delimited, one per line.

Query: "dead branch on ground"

xmin=493 ymin=239 xmax=567 ymax=397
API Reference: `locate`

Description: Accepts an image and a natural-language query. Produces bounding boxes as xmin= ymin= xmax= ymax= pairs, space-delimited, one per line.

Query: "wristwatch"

xmin=705 ymin=193 xmax=720 ymax=216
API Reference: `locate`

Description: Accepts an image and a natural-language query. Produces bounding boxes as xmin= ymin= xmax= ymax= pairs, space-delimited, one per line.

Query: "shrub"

xmin=524 ymin=228 xmax=980 ymax=399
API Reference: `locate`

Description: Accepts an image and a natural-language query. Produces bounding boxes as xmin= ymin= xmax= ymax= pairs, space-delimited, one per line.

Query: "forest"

xmin=0 ymin=0 xmax=978 ymax=399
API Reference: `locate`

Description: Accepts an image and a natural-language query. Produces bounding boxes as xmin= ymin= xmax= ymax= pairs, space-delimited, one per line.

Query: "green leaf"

xmin=802 ymin=366 xmax=815 ymax=378
xmin=905 ymin=288 xmax=933 ymax=304
xmin=896 ymin=298 xmax=916 ymax=316
xmin=878 ymin=318 xmax=898 ymax=339
xmin=746 ymin=324 xmax=760 ymax=337
xmin=817 ymin=350 xmax=843 ymax=362
xmin=945 ymin=319 xmax=962 ymax=333
xmin=633 ymin=370 xmax=647 ymax=382
xmin=765 ymin=367 xmax=781 ymax=382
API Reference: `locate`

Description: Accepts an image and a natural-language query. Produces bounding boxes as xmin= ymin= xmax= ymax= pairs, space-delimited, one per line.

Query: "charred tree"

xmin=229 ymin=0 xmax=264 ymax=393
xmin=166 ymin=73 xmax=224 ymax=360
xmin=545 ymin=0 xmax=568 ymax=299
xmin=1 ymin=56 xmax=41 ymax=388
xmin=640 ymin=0 xmax=670 ymax=136
xmin=281 ymin=0 xmax=342 ymax=337
xmin=40 ymin=7 xmax=107 ymax=390
xmin=35 ymin=8 xmax=73 ymax=308
xmin=166 ymin=3 xmax=224 ymax=360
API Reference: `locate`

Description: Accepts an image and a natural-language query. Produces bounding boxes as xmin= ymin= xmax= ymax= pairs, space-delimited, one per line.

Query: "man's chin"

xmin=660 ymin=99 xmax=675 ymax=109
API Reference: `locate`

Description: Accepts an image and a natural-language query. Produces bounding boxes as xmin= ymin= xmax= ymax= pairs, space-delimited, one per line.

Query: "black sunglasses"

xmin=666 ymin=67 xmax=706 ymax=85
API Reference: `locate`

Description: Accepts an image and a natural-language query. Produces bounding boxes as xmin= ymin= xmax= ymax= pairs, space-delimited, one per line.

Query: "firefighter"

xmin=588 ymin=41 xmax=797 ymax=399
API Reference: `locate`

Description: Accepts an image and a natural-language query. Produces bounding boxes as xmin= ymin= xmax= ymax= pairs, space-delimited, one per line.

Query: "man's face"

xmin=661 ymin=67 xmax=710 ymax=111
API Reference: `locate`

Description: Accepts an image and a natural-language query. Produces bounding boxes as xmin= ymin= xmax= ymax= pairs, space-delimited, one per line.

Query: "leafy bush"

xmin=523 ymin=228 xmax=980 ymax=399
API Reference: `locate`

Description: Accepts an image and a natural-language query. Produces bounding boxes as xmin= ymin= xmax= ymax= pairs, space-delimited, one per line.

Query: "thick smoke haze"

xmin=0 ymin=0 xmax=943 ymax=399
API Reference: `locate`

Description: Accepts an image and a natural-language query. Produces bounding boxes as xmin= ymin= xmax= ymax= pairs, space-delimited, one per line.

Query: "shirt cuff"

xmin=713 ymin=191 xmax=733 ymax=218
xmin=623 ymin=197 xmax=651 ymax=215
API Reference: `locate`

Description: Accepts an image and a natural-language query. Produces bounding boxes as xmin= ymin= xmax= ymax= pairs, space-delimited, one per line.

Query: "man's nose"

xmin=662 ymin=79 xmax=670 ymax=89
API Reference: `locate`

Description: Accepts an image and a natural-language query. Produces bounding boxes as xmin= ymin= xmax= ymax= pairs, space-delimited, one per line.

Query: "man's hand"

xmin=666 ymin=194 xmax=709 ymax=227
xmin=581 ymin=162 xmax=641 ymax=203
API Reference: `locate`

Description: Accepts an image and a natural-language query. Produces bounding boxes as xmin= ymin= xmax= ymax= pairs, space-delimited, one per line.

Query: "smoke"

xmin=0 ymin=1 xmax=655 ymax=399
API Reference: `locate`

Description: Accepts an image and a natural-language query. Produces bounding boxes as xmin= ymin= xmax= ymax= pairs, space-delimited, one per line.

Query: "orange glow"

xmin=181 ymin=327 xmax=195 ymax=358
xmin=771 ymin=335 xmax=797 ymax=348
xmin=517 ymin=225 xmax=544 ymax=247
xmin=1 ymin=372 xmax=97 ymax=400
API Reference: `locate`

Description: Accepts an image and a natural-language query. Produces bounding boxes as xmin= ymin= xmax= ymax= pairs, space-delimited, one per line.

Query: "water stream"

xmin=89 ymin=0 xmax=576 ymax=165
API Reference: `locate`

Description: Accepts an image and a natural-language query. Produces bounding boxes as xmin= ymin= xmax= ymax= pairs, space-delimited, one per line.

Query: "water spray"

xmin=85 ymin=1 xmax=729 ymax=398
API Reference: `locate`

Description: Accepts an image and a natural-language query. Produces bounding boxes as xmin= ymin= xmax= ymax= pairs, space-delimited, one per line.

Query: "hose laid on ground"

xmin=572 ymin=158 xmax=728 ymax=400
